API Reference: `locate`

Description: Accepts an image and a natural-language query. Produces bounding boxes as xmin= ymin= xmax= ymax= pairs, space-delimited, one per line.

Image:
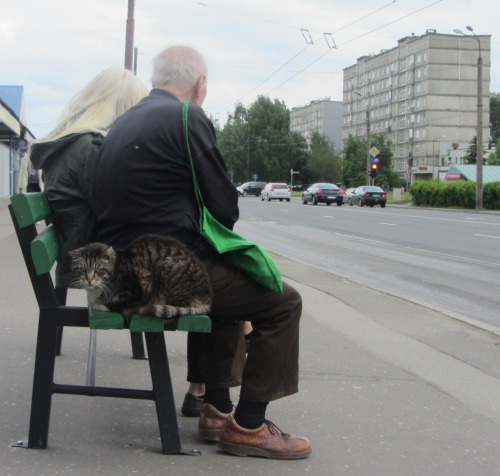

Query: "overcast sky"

xmin=1 ymin=0 xmax=498 ymax=138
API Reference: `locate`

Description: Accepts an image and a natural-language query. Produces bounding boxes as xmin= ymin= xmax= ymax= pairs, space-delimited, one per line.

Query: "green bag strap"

xmin=182 ymin=101 xmax=205 ymax=212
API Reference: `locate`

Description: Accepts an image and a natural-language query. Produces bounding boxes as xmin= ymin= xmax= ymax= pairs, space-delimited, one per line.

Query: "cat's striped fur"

xmin=69 ymin=234 xmax=212 ymax=318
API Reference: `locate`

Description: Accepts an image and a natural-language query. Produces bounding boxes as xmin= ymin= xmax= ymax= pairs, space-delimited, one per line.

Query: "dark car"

xmin=302 ymin=183 xmax=343 ymax=206
xmin=350 ymin=186 xmax=387 ymax=208
xmin=237 ymin=181 xmax=267 ymax=197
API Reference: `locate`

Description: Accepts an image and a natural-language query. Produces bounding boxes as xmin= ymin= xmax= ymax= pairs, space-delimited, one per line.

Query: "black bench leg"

xmin=55 ymin=288 xmax=68 ymax=356
xmin=55 ymin=327 xmax=64 ymax=356
xmin=144 ymin=332 xmax=183 ymax=455
xmin=28 ymin=315 xmax=59 ymax=449
xmin=130 ymin=331 xmax=146 ymax=359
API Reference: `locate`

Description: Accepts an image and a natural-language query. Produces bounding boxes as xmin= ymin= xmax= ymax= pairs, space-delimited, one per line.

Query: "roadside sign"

xmin=370 ymin=146 xmax=380 ymax=157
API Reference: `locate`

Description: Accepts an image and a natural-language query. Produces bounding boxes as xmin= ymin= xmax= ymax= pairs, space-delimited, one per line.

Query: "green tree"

xmin=370 ymin=133 xmax=400 ymax=190
xmin=341 ymin=135 xmax=367 ymax=187
xmin=218 ymin=96 xmax=307 ymax=184
xmin=464 ymin=136 xmax=478 ymax=164
xmin=247 ymin=96 xmax=293 ymax=182
xmin=486 ymin=140 xmax=500 ymax=165
xmin=490 ymin=92 xmax=500 ymax=144
xmin=341 ymin=133 xmax=399 ymax=189
xmin=304 ymin=131 xmax=341 ymax=183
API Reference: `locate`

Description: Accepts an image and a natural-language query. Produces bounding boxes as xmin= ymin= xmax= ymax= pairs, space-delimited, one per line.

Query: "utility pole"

xmin=474 ymin=33 xmax=484 ymax=211
xmin=354 ymin=90 xmax=371 ymax=185
xmin=124 ymin=0 xmax=135 ymax=71
xmin=366 ymin=108 xmax=371 ymax=185
xmin=454 ymin=26 xmax=483 ymax=211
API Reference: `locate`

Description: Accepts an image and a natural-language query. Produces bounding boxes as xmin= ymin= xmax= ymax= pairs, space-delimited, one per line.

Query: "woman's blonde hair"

xmin=36 ymin=67 xmax=148 ymax=142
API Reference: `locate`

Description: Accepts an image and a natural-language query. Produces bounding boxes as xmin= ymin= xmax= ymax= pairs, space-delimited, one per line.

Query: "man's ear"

xmin=192 ymin=75 xmax=207 ymax=105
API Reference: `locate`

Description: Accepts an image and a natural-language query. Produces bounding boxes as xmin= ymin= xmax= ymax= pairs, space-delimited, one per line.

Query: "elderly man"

xmin=93 ymin=45 xmax=311 ymax=460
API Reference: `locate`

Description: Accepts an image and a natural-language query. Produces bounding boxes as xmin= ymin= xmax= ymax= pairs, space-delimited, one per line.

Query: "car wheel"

xmin=279 ymin=199 xmax=283 ymax=202
xmin=243 ymin=191 xmax=248 ymax=197
xmin=302 ymin=196 xmax=307 ymax=204
xmin=261 ymin=195 xmax=264 ymax=201
xmin=349 ymin=199 xmax=353 ymax=206
xmin=286 ymin=199 xmax=290 ymax=202
xmin=381 ymin=203 xmax=386 ymax=208
xmin=370 ymin=204 xmax=374 ymax=207
xmin=313 ymin=197 xmax=318 ymax=205
xmin=326 ymin=202 xmax=331 ymax=206
xmin=337 ymin=201 xmax=342 ymax=206
xmin=267 ymin=196 xmax=272 ymax=201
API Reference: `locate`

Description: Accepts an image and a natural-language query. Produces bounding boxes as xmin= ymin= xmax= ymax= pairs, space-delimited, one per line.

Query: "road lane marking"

xmin=350 ymin=209 xmax=500 ymax=227
xmin=291 ymin=225 xmax=332 ymax=234
xmin=335 ymin=232 xmax=500 ymax=267
xmin=474 ymin=234 xmax=500 ymax=239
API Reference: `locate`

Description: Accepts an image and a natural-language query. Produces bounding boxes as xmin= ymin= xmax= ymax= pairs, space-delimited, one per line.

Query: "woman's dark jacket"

xmin=30 ymin=132 xmax=102 ymax=288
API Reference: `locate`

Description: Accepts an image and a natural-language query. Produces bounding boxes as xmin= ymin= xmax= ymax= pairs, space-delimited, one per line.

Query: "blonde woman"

xmin=29 ymin=67 xmax=148 ymax=288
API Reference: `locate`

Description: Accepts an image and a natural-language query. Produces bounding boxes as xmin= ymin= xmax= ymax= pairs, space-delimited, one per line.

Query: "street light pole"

xmin=454 ymin=26 xmax=483 ymax=211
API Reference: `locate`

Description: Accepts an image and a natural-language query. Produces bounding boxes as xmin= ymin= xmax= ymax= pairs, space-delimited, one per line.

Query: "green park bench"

xmin=8 ymin=192 xmax=211 ymax=455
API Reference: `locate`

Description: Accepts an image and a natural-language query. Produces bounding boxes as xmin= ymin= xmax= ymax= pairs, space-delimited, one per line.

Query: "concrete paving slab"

xmin=1 ymin=197 xmax=499 ymax=475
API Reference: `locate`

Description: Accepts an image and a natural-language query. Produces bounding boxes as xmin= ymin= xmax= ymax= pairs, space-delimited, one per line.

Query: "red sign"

xmin=445 ymin=174 xmax=462 ymax=181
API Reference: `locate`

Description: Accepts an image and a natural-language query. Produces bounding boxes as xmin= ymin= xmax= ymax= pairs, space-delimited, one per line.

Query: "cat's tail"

xmin=136 ymin=303 xmax=211 ymax=319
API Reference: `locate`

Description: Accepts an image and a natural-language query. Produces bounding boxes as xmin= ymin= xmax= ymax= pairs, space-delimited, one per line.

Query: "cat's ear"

xmin=68 ymin=248 xmax=83 ymax=258
xmin=103 ymin=245 xmax=115 ymax=255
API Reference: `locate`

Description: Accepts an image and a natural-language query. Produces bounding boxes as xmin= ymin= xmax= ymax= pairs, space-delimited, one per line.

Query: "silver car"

xmin=260 ymin=183 xmax=291 ymax=202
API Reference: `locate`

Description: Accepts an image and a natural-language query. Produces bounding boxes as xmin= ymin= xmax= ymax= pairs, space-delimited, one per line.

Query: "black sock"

xmin=203 ymin=388 xmax=233 ymax=414
xmin=234 ymin=400 xmax=268 ymax=429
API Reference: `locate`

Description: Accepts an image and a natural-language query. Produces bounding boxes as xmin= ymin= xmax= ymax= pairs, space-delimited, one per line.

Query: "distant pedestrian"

xmin=27 ymin=160 xmax=41 ymax=192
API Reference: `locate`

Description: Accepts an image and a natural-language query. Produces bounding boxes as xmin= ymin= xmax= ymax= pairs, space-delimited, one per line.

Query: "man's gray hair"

xmin=151 ymin=45 xmax=207 ymax=86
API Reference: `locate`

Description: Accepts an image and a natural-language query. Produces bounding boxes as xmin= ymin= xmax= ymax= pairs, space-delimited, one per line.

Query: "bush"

xmin=484 ymin=182 xmax=500 ymax=210
xmin=409 ymin=180 xmax=500 ymax=209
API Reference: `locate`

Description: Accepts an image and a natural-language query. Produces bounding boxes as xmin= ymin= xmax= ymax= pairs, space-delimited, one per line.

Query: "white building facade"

xmin=342 ymin=30 xmax=491 ymax=182
xmin=290 ymin=98 xmax=343 ymax=153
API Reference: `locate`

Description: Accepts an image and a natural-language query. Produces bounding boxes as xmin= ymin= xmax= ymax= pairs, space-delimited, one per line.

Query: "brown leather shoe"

xmin=218 ymin=416 xmax=311 ymax=459
xmin=198 ymin=403 xmax=234 ymax=442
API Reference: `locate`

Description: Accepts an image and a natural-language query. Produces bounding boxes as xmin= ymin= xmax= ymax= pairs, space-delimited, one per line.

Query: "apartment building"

xmin=290 ymin=98 xmax=343 ymax=153
xmin=342 ymin=29 xmax=491 ymax=182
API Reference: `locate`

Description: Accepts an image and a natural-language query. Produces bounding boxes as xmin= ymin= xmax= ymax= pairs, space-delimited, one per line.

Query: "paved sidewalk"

xmin=1 ymin=197 xmax=500 ymax=475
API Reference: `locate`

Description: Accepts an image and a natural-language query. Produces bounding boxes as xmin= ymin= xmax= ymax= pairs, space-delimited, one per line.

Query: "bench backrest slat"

xmin=32 ymin=226 xmax=60 ymax=275
xmin=9 ymin=193 xmax=60 ymax=309
xmin=10 ymin=192 xmax=51 ymax=228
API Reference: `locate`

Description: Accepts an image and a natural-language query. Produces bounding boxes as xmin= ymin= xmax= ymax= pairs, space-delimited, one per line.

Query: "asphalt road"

xmin=235 ymin=197 xmax=500 ymax=331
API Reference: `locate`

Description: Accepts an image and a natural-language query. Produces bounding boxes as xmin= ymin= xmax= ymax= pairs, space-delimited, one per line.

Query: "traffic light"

xmin=369 ymin=163 xmax=378 ymax=178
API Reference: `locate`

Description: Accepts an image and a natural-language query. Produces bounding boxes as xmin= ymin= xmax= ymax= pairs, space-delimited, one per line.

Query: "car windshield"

xmin=272 ymin=184 xmax=288 ymax=189
xmin=365 ymin=186 xmax=384 ymax=192
xmin=317 ymin=183 xmax=338 ymax=190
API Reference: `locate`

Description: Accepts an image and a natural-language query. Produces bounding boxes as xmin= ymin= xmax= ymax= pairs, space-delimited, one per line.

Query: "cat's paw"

xmin=93 ymin=304 xmax=110 ymax=311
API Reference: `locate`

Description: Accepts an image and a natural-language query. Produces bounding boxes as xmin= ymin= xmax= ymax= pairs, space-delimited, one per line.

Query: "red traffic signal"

xmin=369 ymin=163 xmax=378 ymax=178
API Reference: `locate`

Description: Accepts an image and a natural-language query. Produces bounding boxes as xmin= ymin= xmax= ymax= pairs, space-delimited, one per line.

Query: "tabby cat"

xmin=69 ymin=234 xmax=212 ymax=318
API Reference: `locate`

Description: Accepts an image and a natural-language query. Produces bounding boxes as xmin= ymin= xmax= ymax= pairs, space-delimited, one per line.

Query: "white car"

xmin=260 ymin=183 xmax=291 ymax=202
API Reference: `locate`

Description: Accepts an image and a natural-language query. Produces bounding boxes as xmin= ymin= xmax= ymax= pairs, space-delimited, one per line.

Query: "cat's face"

xmin=69 ymin=243 xmax=116 ymax=295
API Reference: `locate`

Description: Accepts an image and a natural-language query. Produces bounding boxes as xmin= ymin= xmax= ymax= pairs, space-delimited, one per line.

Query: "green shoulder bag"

xmin=182 ymin=101 xmax=283 ymax=293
